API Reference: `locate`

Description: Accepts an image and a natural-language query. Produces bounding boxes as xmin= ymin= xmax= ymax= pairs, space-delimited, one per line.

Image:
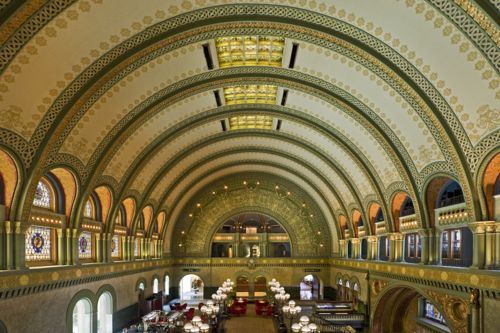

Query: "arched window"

xmin=97 ymin=292 xmax=113 ymax=333
xmin=375 ymin=208 xmax=384 ymax=222
xmin=153 ymin=278 xmax=160 ymax=294
xmin=138 ymin=282 xmax=145 ymax=291
xmin=165 ymin=275 xmax=170 ymax=295
xmin=437 ymin=180 xmax=464 ymax=208
xmin=400 ymin=196 xmax=415 ymax=217
xmin=33 ymin=180 xmax=51 ymax=209
xmin=72 ymin=298 xmax=92 ymax=333
xmin=84 ymin=199 xmax=93 ymax=219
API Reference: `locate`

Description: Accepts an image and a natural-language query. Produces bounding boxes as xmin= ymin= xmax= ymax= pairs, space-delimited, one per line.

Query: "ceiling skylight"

xmin=216 ymin=36 xmax=285 ymax=68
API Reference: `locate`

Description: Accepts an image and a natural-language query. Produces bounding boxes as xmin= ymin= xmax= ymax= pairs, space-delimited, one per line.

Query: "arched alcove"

xmin=72 ymin=298 xmax=92 ymax=333
xmin=179 ymin=274 xmax=204 ymax=300
xmin=299 ymin=274 xmax=322 ymax=300
xmin=97 ymin=292 xmax=113 ymax=333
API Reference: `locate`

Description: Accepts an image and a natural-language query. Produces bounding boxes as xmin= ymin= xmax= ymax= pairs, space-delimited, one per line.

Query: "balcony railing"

xmin=375 ymin=221 xmax=386 ymax=234
xmin=435 ymin=202 xmax=468 ymax=226
xmin=399 ymin=214 xmax=417 ymax=231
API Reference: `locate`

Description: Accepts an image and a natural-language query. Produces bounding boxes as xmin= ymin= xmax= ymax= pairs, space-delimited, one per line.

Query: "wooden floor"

xmin=224 ymin=304 xmax=276 ymax=333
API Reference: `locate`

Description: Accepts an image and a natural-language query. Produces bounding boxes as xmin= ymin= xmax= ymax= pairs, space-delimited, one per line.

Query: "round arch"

xmin=371 ymin=283 xmax=466 ymax=333
xmin=173 ymin=177 xmax=332 ymax=257
xmin=65 ymin=289 xmax=95 ymax=333
xmin=151 ymin=274 xmax=161 ymax=294
xmin=179 ymin=274 xmax=204 ymax=301
xmin=135 ymin=277 xmax=147 ymax=292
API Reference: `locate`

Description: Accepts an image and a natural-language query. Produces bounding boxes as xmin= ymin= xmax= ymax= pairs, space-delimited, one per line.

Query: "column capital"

xmin=389 ymin=232 xmax=403 ymax=240
xmin=4 ymin=220 xmax=12 ymax=234
xmin=339 ymin=239 xmax=346 ymax=245
xmin=351 ymin=238 xmax=360 ymax=244
xmin=469 ymin=221 xmax=495 ymax=234
xmin=367 ymin=236 xmax=377 ymax=242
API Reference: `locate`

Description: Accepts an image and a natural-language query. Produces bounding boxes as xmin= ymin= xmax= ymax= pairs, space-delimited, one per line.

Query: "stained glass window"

xmin=78 ymin=232 xmax=92 ymax=259
xmin=25 ymin=225 xmax=52 ymax=261
xmin=84 ymin=200 xmax=92 ymax=218
xmin=111 ymin=235 xmax=120 ymax=258
xmin=134 ymin=239 xmax=140 ymax=257
xmin=33 ymin=181 xmax=51 ymax=209
xmin=424 ymin=300 xmax=446 ymax=324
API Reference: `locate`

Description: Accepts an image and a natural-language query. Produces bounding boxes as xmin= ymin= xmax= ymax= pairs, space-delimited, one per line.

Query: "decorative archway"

xmin=179 ymin=274 xmax=204 ymax=300
xmin=299 ymin=274 xmax=322 ymax=300
xmin=172 ymin=178 xmax=332 ymax=257
xmin=371 ymin=285 xmax=466 ymax=333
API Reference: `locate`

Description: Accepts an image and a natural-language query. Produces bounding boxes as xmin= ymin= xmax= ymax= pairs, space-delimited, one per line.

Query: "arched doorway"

xmin=72 ymin=298 xmax=92 ymax=333
xmin=372 ymin=286 xmax=455 ymax=333
xmin=254 ymin=275 xmax=267 ymax=298
xmin=97 ymin=292 xmax=113 ymax=333
xmin=179 ymin=274 xmax=204 ymax=300
xmin=300 ymin=275 xmax=321 ymax=300
xmin=236 ymin=275 xmax=249 ymax=298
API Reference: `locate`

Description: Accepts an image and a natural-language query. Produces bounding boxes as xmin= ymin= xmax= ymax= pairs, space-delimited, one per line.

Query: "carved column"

xmin=12 ymin=222 xmax=25 ymax=269
xmin=352 ymin=238 xmax=361 ymax=259
xmin=469 ymin=222 xmax=487 ymax=269
xmin=234 ymin=233 xmax=240 ymax=258
xmin=495 ymin=223 xmax=500 ymax=269
xmin=429 ymin=228 xmax=441 ymax=265
xmin=95 ymin=233 xmax=102 ymax=263
xmin=485 ymin=223 xmax=495 ymax=269
xmin=57 ymin=228 xmax=65 ymax=265
xmin=130 ymin=236 xmax=136 ymax=261
xmin=418 ymin=229 xmax=430 ymax=264
xmin=4 ymin=221 xmax=13 ymax=269
xmin=395 ymin=233 xmax=404 ymax=261
xmin=72 ymin=229 xmax=79 ymax=265
xmin=65 ymin=228 xmax=72 ymax=265
xmin=368 ymin=236 xmax=378 ymax=260
xmin=338 ymin=239 xmax=346 ymax=258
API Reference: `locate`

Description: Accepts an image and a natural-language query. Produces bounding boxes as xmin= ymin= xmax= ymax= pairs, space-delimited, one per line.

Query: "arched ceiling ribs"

xmin=116 ymin=136 xmax=355 ymax=238
xmin=136 ymin=133 xmax=371 ymax=234
xmin=73 ymin=67 xmax=426 ymax=230
xmin=3 ymin=3 xmax=487 ymax=226
xmin=148 ymin=148 xmax=348 ymax=237
xmin=109 ymin=109 xmax=390 ymax=222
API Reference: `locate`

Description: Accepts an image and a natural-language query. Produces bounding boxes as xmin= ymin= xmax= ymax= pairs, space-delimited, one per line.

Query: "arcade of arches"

xmin=0 ymin=1 xmax=499 ymax=332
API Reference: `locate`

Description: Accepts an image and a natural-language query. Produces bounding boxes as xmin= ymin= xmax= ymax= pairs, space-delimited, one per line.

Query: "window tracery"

xmin=33 ymin=181 xmax=51 ymax=209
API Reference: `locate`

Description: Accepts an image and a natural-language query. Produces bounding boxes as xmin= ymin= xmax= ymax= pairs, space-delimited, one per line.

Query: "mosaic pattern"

xmin=78 ymin=232 xmax=92 ymax=259
xmin=25 ymin=226 xmax=52 ymax=261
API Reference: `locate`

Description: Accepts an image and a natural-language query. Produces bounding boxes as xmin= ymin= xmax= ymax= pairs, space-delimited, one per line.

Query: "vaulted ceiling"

xmin=0 ymin=0 xmax=498 ymax=254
